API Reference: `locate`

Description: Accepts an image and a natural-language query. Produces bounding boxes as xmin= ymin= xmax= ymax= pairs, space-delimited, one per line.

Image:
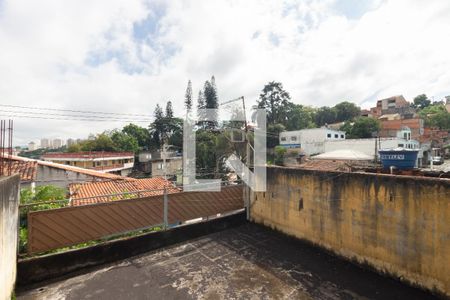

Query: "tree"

xmin=334 ymin=101 xmax=360 ymax=122
xmin=203 ymin=79 xmax=219 ymax=129
xmin=166 ymin=101 xmax=174 ymax=118
xmin=342 ymin=117 xmax=380 ymax=138
xmin=122 ymin=124 xmax=150 ymax=150
xmin=413 ymin=94 xmax=431 ymax=109
xmin=110 ymin=130 xmax=139 ymax=153
xmin=184 ymin=80 xmax=193 ymax=112
xmin=419 ymin=104 xmax=450 ymax=129
xmin=284 ymin=103 xmax=316 ymax=130
xmin=150 ymin=104 xmax=165 ymax=149
xmin=256 ymin=81 xmax=291 ymax=125
xmin=67 ymin=143 xmax=82 ymax=153
xmin=315 ymin=106 xmax=337 ymax=126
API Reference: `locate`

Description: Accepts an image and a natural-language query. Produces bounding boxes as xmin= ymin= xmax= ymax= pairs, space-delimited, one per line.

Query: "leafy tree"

xmin=341 ymin=117 xmax=380 ymax=138
xmin=413 ymin=94 xmax=431 ymax=109
xmin=256 ymin=81 xmax=291 ymax=125
xmin=67 ymin=143 xmax=82 ymax=153
xmin=284 ymin=103 xmax=316 ymax=130
xmin=122 ymin=124 xmax=150 ymax=150
xmin=80 ymin=133 xmax=116 ymax=151
xmin=267 ymin=123 xmax=286 ymax=148
xmin=274 ymin=145 xmax=287 ymax=166
xmin=315 ymin=106 xmax=337 ymax=126
xmin=110 ymin=130 xmax=139 ymax=153
xmin=419 ymin=104 xmax=450 ymax=129
xmin=150 ymin=104 xmax=165 ymax=149
xmin=334 ymin=101 xmax=360 ymax=122
xmin=184 ymin=80 xmax=193 ymax=112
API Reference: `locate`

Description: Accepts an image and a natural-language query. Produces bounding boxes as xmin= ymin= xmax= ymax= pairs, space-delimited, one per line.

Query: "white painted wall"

xmin=280 ymin=128 xmax=346 ymax=155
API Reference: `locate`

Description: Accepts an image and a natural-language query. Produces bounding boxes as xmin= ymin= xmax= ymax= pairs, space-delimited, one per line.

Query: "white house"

xmin=279 ymin=128 xmax=346 ymax=155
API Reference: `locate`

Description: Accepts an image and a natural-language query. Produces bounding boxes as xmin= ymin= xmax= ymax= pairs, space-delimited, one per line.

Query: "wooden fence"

xmin=27 ymin=185 xmax=243 ymax=254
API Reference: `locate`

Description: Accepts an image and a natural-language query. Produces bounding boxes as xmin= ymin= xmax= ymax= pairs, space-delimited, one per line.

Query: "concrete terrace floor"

xmin=18 ymin=223 xmax=435 ymax=300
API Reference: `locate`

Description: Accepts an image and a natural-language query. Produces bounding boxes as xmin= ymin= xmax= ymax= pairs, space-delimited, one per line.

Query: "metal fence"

xmin=26 ymin=185 xmax=244 ymax=254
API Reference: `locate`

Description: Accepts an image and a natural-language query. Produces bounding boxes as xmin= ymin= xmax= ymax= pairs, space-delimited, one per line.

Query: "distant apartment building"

xmin=41 ymin=151 xmax=135 ymax=176
xmin=445 ymin=96 xmax=450 ymax=113
xmin=279 ymin=128 xmax=346 ymax=155
xmin=28 ymin=141 xmax=37 ymax=151
xmin=66 ymin=138 xmax=76 ymax=147
xmin=52 ymin=138 xmax=63 ymax=149
xmin=368 ymin=95 xmax=416 ymax=119
xmin=40 ymin=138 xmax=51 ymax=148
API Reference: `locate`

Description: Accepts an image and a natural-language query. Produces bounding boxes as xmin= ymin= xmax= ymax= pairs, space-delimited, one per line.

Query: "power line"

xmin=0 ymin=113 xmax=152 ymax=123
xmin=0 ymin=109 xmax=153 ymax=122
xmin=0 ymin=104 xmax=152 ymax=117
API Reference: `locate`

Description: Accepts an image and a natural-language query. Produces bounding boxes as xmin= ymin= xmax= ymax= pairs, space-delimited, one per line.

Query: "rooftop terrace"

xmin=17 ymin=222 xmax=434 ymax=300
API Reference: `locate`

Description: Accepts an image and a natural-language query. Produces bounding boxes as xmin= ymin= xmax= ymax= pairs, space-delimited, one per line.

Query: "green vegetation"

xmin=19 ymin=185 xmax=68 ymax=253
xmin=341 ymin=117 xmax=380 ymax=139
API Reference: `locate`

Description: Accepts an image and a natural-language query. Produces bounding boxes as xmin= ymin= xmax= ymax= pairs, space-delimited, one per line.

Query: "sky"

xmin=0 ymin=0 xmax=449 ymax=145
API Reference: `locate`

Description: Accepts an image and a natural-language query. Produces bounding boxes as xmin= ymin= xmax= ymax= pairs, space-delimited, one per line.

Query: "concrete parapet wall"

xmin=250 ymin=166 xmax=449 ymax=297
xmin=0 ymin=175 xmax=20 ymax=300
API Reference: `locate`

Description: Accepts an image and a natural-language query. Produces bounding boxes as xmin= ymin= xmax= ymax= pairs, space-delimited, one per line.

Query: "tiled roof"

xmin=1 ymin=156 xmax=37 ymax=182
xmin=37 ymin=160 xmax=132 ymax=181
xmin=1 ymin=154 xmax=131 ymax=181
xmin=42 ymin=151 xmax=134 ymax=159
xmin=69 ymin=177 xmax=180 ymax=206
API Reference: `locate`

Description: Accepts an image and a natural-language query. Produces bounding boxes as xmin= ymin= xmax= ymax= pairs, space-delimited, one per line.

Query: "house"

xmin=279 ymin=128 xmax=346 ymax=155
xmin=379 ymin=118 xmax=424 ymax=139
xmin=69 ymin=177 xmax=180 ymax=206
xmin=1 ymin=154 xmax=131 ymax=189
xmin=41 ymin=151 xmax=135 ymax=176
xmin=369 ymin=95 xmax=415 ymax=118
xmin=137 ymin=150 xmax=182 ymax=178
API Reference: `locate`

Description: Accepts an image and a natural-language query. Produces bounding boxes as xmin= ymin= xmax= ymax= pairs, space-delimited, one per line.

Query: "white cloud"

xmin=0 ymin=0 xmax=449 ymax=144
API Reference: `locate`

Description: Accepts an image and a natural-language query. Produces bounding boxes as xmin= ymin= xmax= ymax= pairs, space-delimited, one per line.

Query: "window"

xmin=291 ymin=136 xmax=297 ymax=141
xmin=340 ymin=134 xmax=344 ymax=138
xmin=327 ymin=133 xmax=331 ymax=138
xmin=334 ymin=134 xmax=338 ymax=138
xmin=398 ymin=144 xmax=404 ymax=147
xmin=157 ymin=163 xmax=163 ymax=170
xmin=281 ymin=137 xmax=286 ymax=142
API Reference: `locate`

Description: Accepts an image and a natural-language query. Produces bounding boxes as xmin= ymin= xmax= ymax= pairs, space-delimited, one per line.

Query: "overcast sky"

xmin=1 ymin=0 xmax=450 ymax=145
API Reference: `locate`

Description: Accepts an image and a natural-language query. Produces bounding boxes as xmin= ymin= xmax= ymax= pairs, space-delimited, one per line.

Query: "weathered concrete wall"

xmin=0 ymin=175 xmax=20 ymax=300
xmin=250 ymin=166 xmax=450 ymax=297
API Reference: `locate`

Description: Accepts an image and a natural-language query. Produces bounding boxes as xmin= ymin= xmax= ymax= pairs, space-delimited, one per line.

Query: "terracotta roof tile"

xmin=69 ymin=177 xmax=180 ymax=206
xmin=3 ymin=159 xmax=37 ymax=181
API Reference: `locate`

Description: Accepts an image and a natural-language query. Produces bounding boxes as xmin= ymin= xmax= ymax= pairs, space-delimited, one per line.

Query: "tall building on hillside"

xmin=67 ymin=138 xmax=76 ymax=147
xmin=369 ymin=95 xmax=416 ymax=118
xmin=52 ymin=139 xmax=63 ymax=149
xmin=28 ymin=141 xmax=37 ymax=151
xmin=40 ymin=138 xmax=51 ymax=149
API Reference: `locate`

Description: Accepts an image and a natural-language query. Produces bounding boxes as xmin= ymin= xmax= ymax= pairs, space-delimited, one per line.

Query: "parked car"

xmin=431 ymin=156 xmax=444 ymax=165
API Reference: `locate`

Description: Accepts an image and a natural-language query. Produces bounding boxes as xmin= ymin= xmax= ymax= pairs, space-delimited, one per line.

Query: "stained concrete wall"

xmin=0 ymin=175 xmax=20 ymax=300
xmin=250 ymin=166 xmax=450 ymax=297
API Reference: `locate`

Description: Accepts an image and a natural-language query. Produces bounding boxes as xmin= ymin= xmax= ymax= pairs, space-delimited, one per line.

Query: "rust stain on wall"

xmin=251 ymin=166 xmax=450 ymax=297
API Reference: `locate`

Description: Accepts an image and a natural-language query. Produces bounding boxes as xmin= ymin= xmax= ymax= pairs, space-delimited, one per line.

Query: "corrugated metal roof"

xmin=69 ymin=177 xmax=180 ymax=206
xmin=314 ymin=150 xmax=373 ymax=161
